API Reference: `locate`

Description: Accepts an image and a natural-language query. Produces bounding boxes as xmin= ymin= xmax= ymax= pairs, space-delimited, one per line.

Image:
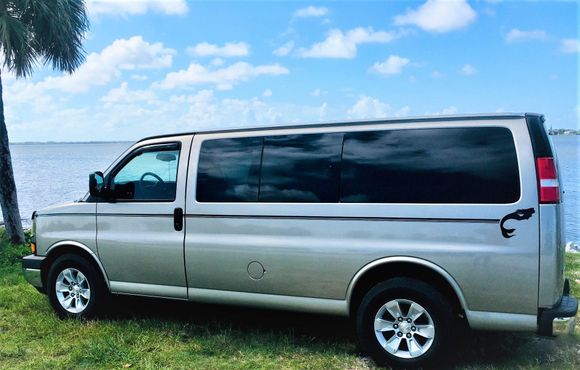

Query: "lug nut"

xmin=406 ymin=333 xmax=412 ymax=338
xmin=411 ymin=326 xmax=416 ymax=331
xmin=397 ymin=317 xmax=403 ymax=322
xmin=393 ymin=324 xmax=398 ymax=329
xmin=407 ymin=318 xmax=412 ymax=323
xmin=397 ymin=332 xmax=403 ymax=337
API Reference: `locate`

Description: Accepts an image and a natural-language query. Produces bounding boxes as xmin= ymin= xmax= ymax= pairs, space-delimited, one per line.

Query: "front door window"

xmin=111 ymin=147 xmax=180 ymax=201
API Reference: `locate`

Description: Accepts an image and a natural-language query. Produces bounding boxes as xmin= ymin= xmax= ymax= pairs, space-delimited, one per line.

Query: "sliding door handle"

xmin=174 ymin=207 xmax=183 ymax=231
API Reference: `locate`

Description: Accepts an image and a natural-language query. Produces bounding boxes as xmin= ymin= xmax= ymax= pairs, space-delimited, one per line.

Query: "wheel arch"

xmin=347 ymin=257 xmax=468 ymax=319
xmin=42 ymin=241 xmax=110 ymax=291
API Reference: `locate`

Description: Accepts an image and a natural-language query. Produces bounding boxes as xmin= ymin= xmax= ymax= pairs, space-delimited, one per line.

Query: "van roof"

xmin=138 ymin=112 xmax=542 ymax=142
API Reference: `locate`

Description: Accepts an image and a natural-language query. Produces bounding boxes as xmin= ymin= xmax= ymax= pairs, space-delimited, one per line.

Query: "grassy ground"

xmin=1 ymin=228 xmax=579 ymax=369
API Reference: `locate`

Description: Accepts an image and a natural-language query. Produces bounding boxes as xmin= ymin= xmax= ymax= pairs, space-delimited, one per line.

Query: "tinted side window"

xmin=260 ymin=133 xmax=343 ymax=203
xmin=342 ymin=127 xmax=520 ymax=204
xmin=196 ymin=137 xmax=262 ymax=202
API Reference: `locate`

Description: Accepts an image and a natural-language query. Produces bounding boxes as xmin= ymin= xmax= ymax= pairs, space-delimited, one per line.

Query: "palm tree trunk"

xmin=0 ymin=71 xmax=25 ymax=244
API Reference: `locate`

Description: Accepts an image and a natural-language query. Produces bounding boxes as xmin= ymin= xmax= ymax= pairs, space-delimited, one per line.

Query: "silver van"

xmin=23 ymin=113 xmax=577 ymax=368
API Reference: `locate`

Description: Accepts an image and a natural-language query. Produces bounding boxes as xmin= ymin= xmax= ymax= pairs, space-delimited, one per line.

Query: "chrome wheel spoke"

xmin=415 ymin=324 xmax=435 ymax=339
xmin=80 ymin=289 xmax=91 ymax=299
xmin=56 ymin=282 xmax=69 ymax=293
xmin=385 ymin=300 xmax=403 ymax=319
xmin=63 ymin=269 xmax=75 ymax=284
xmin=384 ymin=333 xmax=403 ymax=353
xmin=375 ymin=318 xmax=396 ymax=332
xmin=407 ymin=302 xmax=424 ymax=321
xmin=62 ymin=294 xmax=74 ymax=309
xmin=407 ymin=338 xmax=424 ymax=358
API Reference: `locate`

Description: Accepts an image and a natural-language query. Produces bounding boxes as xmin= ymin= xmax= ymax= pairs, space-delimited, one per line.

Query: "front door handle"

xmin=174 ymin=207 xmax=183 ymax=231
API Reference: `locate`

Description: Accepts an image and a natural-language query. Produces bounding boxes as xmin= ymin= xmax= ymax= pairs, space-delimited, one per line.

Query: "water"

xmin=3 ymin=137 xmax=579 ymax=243
xmin=552 ymin=136 xmax=579 ymax=244
xmin=6 ymin=142 xmax=130 ymax=226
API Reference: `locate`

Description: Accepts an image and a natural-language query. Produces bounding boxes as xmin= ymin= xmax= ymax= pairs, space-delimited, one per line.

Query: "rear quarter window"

xmin=341 ymin=127 xmax=520 ymax=204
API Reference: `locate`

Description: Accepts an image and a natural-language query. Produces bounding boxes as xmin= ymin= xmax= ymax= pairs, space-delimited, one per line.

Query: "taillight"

xmin=536 ymin=157 xmax=560 ymax=204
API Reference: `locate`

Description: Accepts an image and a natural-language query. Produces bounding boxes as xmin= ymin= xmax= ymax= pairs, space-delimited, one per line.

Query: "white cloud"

xmin=171 ymin=90 xmax=328 ymax=130
xmin=395 ymin=106 xmax=411 ymax=117
xmin=505 ymin=28 xmax=547 ymax=43
xmin=299 ymin=27 xmax=395 ymax=59
xmin=460 ymin=63 xmax=477 ymax=75
xmin=426 ymin=106 xmax=459 ymax=115
xmin=155 ymin=61 xmax=289 ymax=90
xmin=42 ymin=36 xmax=175 ymax=93
xmin=187 ymin=42 xmax=250 ymax=58
xmin=87 ymin=0 xmax=188 ymax=16
xmin=560 ymin=38 xmax=580 ymax=53
xmin=431 ymin=70 xmax=444 ymax=78
xmin=294 ymin=6 xmax=329 ymax=18
xmin=262 ymin=89 xmax=273 ymax=97
xmin=441 ymin=106 xmax=458 ymax=115
xmin=310 ymin=88 xmax=327 ymax=97
xmin=273 ymin=41 xmax=295 ymax=57
xmin=101 ymin=82 xmax=158 ymax=105
xmin=210 ymin=58 xmax=225 ymax=67
xmin=370 ymin=55 xmax=410 ymax=75
xmin=131 ymin=74 xmax=149 ymax=81
xmin=348 ymin=96 xmax=390 ymax=118
xmin=394 ymin=0 xmax=476 ymax=33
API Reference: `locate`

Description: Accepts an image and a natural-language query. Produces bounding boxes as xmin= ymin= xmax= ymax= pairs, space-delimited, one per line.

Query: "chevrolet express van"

xmin=23 ymin=113 xmax=577 ymax=368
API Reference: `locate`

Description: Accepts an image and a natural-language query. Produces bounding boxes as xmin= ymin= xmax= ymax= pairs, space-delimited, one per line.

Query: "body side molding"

xmin=46 ymin=241 xmax=111 ymax=290
xmin=110 ymin=281 xmax=188 ymax=300
xmin=466 ymin=311 xmax=537 ymax=331
xmin=188 ymin=288 xmax=348 ymax=316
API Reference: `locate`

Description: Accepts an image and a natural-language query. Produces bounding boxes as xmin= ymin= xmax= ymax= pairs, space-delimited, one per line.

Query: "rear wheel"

xmin=47 ymin=254 xmax=108 ymax=319
xmin=356 ymin=277 xmax=455 ymax=369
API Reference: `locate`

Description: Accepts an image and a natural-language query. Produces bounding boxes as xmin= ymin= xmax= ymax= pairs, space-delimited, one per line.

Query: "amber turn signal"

xmin=30 ymin=243 xmax=36 ymax=254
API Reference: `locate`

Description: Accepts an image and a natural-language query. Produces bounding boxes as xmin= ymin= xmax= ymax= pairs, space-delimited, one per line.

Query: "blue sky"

xmin=4 ymin=0 xmax=579 ymax=142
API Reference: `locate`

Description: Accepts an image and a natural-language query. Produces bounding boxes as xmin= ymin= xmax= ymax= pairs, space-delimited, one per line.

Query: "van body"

xmin=23 ymin=113 xmax=577 ymax=367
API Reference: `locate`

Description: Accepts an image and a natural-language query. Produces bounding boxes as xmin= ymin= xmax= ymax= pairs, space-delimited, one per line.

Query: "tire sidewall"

xmin=47 ymin=254 xmax=104 ymax=319
xmin=356 ymin=278 xmax=454 ymax=369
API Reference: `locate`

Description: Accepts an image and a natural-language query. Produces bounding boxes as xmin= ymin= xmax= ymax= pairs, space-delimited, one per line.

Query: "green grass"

xmin=1 ymin=227 xmax=579 ymax=369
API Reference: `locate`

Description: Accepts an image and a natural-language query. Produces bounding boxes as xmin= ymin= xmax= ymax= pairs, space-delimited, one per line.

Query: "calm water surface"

xmin=4 ymin=136 xmax=579 ymax=243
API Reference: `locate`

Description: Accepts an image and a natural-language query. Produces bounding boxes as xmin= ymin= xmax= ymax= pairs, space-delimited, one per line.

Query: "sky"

xmin=3 ymin=0 xmax=579 ymax=143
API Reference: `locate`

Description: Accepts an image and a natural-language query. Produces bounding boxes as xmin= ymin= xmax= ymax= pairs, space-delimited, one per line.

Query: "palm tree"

xmin=0 ymin=0 xmax=89 ymax=244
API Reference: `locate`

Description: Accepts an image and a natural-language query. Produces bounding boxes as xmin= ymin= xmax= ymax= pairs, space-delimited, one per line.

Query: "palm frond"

xmin=27 ymin=0 xmax=89 ymax=73
xmin=0 ymin=4 xmax=37 ymax=77
xmin=0 ymin=0 xmax=89 ymax=77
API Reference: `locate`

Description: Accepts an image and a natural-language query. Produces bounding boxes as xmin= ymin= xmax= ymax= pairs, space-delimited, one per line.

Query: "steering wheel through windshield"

xmin=140 ymin=172 xmax=165 ymax=184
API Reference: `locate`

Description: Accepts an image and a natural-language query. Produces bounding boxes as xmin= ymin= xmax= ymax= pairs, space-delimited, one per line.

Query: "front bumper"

xmin=22 ymin=254 xmax=46 ymax=292
xmin=538 ymin=279 xmax=578 ymax=336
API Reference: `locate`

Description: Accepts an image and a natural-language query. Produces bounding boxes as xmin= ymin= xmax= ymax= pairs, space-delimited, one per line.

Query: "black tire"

xmin=356 ymin=277 xmax=455 ymax=369
xmin=47 ymin=254 xmax=108 ymax=319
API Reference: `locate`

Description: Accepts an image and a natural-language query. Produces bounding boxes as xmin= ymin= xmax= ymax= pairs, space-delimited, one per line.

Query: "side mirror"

xmin=89 ymin=171 xmax=105 ymax=197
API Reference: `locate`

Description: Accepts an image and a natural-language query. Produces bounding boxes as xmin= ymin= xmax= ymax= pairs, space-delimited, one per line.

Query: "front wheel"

xmin=356 ymin=277 xmax=456 ymax=369
xmin=47 ymin=254 xmax=108 ymax=319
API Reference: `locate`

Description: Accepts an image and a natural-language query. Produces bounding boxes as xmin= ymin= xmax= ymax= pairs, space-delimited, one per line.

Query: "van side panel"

xmin=35 ymin=202 xmax=97 ymax=256
xmin=538 ymin=204 xmax=566 ymax=307
xmin=184 ymin=119 xmax=540 ymax=316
